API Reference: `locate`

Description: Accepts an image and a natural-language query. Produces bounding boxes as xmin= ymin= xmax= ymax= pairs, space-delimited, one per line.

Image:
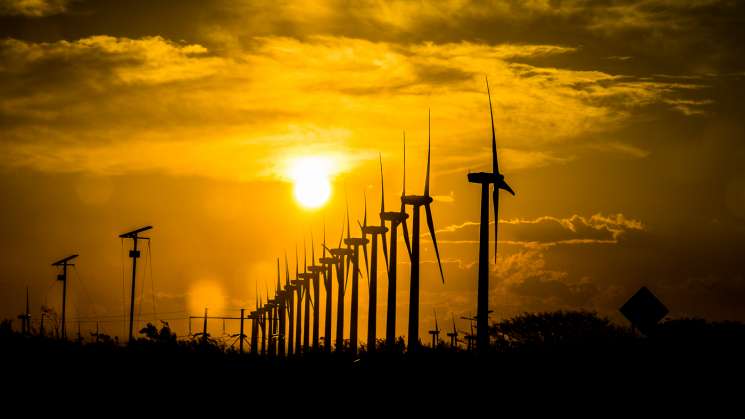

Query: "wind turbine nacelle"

xmin=297 ymin=273 xmax=314 ymax=279
xmin=344 ymin=237 xmax=369 ymax=246
xmin=329 ymin=248 xmax=354 ymax=257
xmin=401 ymin=195 xmax=432 ymax=206
xmin=129 ymin=250 xmax=141 ymax=258
xmin=362 ymin=225 xmax=389 ymax=235
xmin=308 ymin=266 xmax=325 ymax=273
xmin=319 ymin=257 xmax=338 ymax=265
xmin=467 ymin=172 xmax=503 ymax=184
xmin=380 ymin=211 xmax=409 ymax=222
xmin=57 ymin=274 xmax=65 ymax=281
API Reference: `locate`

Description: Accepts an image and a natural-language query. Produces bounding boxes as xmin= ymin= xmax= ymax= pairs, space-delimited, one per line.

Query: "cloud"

xmin=0 ymin=0 xmax=69 ymax=16
xmin=0 ymin=34 xmax=712 ymax=183
xmin=437 ymin=213 xmax=645 ymax=247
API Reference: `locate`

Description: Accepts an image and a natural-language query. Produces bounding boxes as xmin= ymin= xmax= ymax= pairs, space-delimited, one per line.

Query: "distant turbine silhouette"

xmin=446 ymin=314 xmax=459 ymax=348
xmin=319 ymin=225 xmax=337 ymax=353
xmin=301 ymin=240 xmax=312 ymax=352
xmin=344 ymin=199 xmax=369 ymax=356
xmin=291 ymin=246 xmax=305 ymax=354
xmin=266 ymin=294 xmax=276 ymax=356
xmin=258 ymin=296 xmax=267 ymax=355
xmin=276 ymin=258 xmax=287 ymax=357
xmin=401 ymin=110 xmax=445 ymax=351
xmin=17 ymin=287 xmax=31 ymax=335
xmin=327 ymin=212 xmax=353 ymax=352
xmin=284 ymin=252 xmax=295 ymax=356
xmin=468 ymin=77 xmax=515 ymax=353
xmin=380 ymin=141 xmax=410 ymax=348
xmin=308 ymin=233 xmax=324 ymax=352
xmin=250 ymin=288 xmax=259 ymax=355
xmin=360 ymin=166 xmax=389 ymax=353
xmin=428 ymin=310 xmax=440 ymax=348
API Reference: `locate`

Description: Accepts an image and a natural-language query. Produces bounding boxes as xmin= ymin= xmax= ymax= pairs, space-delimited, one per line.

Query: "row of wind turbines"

xmin=244 ymin=77 xmax=514 ymax=355
xmin=24 ymin=77 xmax=514 ymax=355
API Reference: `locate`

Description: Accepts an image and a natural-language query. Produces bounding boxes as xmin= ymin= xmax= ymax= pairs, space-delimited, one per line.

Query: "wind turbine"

xmin=297 ymin=240 xmax=313 ymax=352
xmin=18 ymin=287 xmax=31 ymax=335
xmin=327 ymin=213 xmax=353 ymax=352
xmin=468 ymin=77 xmax=515 ymax=353
xmin=276 ymin=258 xmax=287 ymax=357
xmin=401 ymin=110 xmax=445 ymax=351
xmin=360 ymin=171 xmax=388 ymax=354
xmin=318 ymin=224 xmax=337 ymax=353
xmin=284 ymin=252 xmax=296 ymax=356
xmin=461 ymin=315 xmax=477 ymax=351
xmin=344 ymin=201 xmax=368 ymax=356
xmin=308 ymin=234 xmax=324 ymax=352
xmin=380 ymin=141 xmax=411 ymax=348
xmin=446 ymin=314 xmax=460 ymax=348
xmin=428 ymin=310 xmax=440 ymax=349
xmin=291 ymin=246 xmax=305 ymax=354
xmin=250 ymin=290 xmax=259 ymax=355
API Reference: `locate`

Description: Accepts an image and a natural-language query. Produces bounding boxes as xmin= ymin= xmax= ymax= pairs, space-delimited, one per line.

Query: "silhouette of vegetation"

xmin=490 ymin=311 xmax=633 ymax=352
xmin=3 ymin=309 xmax=745 ymax=395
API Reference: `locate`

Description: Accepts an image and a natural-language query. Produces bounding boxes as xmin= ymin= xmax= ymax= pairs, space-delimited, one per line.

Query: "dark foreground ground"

xmin=3 ymin=313 xmax=744 ymax=410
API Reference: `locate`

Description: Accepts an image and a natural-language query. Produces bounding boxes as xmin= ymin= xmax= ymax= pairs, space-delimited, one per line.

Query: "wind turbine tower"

xmin=467 ymin=77 xmax=515 ymax=353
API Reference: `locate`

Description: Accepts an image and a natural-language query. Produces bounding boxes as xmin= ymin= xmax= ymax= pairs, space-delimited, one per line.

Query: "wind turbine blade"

xmin=499 ymin=179 xmax=515 ymax=196
xmin=486 ymin=76 xmax=499 ymax=175
xmin=295 ymin=245 xmax=299 ymax=279
xmin=311 ymin=231 xmax=315 ymax=265
xmin=338 ymin=214 xmax=344 ymax=248
xmin=285 ymin=252 xmax=290 ymax=285
xmin=276 ymin=257 xmax=280 ymax=293
xmin=363 ymin=191 xmax=367 ymax=229
xmin=345 ymin=199 xmax=351 ymax=278
xmin=401 ymin=211 xmax=412 ymax=259
xmin=400 ymin=131 xmax=412 ymax=258
xmin=402 ymin=130 xmax=406 ymax=199
xmin=493 ymin=189 xmax=499 ymax=263
xmin=303 ymin=237 xmax=307 ymax=274
xmin=381 ymin=227 xmax=389 ymax=274
xmin=323 ymin=220 xmax=327 ymax=257
xmin=424 ymin=108 xmax=431 ymax=197
xmin=379 ymin=153 xmax=385 ymax=213
xmin=379 ymin=154 xmax=389 ymax=273
xmin=425 ymin=204 xmax=445 ymax=283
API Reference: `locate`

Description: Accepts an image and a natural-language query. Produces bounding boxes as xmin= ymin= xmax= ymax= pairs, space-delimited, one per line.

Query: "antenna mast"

xmin=119 ymin=225 xmax=153 ymax=342
xmin=52 ymin=254 xmax=78 ymax=340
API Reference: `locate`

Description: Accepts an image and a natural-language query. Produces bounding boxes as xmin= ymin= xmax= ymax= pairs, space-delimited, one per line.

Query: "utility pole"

xmin=52 ymin=254 xmax=78 ymax=340
xmin=119 ymin=225 xmax=152 ymax=342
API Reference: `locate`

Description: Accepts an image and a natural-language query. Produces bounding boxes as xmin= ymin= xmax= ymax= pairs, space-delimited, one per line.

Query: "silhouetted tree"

xmin=490 ymin=311 xmax=632 ymax=351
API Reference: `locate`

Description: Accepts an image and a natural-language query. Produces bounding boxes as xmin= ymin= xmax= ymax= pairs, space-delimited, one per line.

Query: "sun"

xmin=289 ymin=157 xmax=332 ymax=209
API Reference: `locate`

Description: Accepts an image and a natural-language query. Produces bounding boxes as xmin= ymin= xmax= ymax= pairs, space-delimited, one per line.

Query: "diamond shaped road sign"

xmin=620 ymin=286 xmax=669 ymax=335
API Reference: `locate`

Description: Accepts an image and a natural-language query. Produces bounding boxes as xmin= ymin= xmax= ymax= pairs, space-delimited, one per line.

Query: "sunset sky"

xmin=1 ymin=0 xmax=744 ymax=341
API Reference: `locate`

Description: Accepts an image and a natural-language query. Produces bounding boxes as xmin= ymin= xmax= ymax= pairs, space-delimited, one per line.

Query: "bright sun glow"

xmin=289 ymin=156 xmax=332 ymax=209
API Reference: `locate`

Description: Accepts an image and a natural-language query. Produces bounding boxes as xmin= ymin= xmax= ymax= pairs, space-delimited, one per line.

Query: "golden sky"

xmin=1 ymin=0 xmax=744 ymax=341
